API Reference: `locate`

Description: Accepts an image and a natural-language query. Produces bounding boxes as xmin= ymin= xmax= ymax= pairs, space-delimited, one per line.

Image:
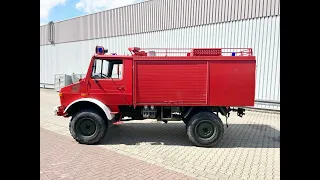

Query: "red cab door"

xmin=87 ymin=58 xmax=132 ymax=105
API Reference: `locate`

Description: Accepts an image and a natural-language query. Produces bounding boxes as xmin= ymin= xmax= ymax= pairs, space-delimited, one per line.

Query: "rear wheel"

xmin=69 ymin=109 xmax=107 ymax=145
xmin=187 ymin=112 xmax=224 ymax=147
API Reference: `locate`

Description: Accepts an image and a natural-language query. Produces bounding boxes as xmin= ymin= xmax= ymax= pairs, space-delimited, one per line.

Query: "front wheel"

xmin=187 ymin=112 xmax=224 ymax=147
xmin=69 ymin=109 xmax=107 ymax=145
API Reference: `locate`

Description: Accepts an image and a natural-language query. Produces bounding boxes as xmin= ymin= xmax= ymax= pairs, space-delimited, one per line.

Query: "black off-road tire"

xmin=187 ymin=112 xmax=224 ymax=147
xmin=69 ymin=109 xmax=107 ymax=145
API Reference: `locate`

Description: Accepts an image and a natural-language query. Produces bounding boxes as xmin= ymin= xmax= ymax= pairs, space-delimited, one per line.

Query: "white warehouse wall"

xmin=40 ymin=16 xmax=280 ymax=110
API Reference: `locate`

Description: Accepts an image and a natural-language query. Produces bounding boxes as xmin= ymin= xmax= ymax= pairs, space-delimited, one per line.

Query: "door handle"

xmin=117 ymin=86 xmax=124 ymax=90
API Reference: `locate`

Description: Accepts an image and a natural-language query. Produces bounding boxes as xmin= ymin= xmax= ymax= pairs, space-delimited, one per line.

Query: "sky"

xmin=40 ymin=0 xmax=145 ymax=25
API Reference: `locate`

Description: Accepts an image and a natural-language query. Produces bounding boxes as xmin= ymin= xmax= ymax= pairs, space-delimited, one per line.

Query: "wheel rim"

xmin=77 ymin=118 xmax=97 ymax=136
xmin=195 ymin=120 xmax=216 ymax=139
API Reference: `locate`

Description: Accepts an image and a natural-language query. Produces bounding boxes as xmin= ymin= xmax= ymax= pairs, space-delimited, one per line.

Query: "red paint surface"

xmin=133 ymin=57 xmax=256 ymax=107
xmin=134 ymin=60 xmax=208 ymax=105
xmin=209 ymin=61 xmax=256 ymax=106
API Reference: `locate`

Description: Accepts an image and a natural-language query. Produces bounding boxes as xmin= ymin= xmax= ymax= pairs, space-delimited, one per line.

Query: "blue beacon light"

xmin=95 ymin=46 xmax=108 ymax=55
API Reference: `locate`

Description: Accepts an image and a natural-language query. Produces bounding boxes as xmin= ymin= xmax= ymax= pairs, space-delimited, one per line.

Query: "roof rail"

xmin=128 ymin=47 xmax=253 ymax=57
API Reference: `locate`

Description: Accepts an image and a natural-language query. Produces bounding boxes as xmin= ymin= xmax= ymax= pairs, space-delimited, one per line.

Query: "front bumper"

xmin=53 ymin=105 xmax=65 ymax=116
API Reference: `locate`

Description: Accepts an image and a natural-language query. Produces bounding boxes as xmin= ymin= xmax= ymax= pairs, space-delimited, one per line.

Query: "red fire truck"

xmin=54 ymin=46 xmax=256 ymax=147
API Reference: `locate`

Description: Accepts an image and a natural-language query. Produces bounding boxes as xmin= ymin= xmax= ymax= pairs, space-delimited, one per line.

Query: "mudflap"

xmin=112 ymin=113 xmax=123 ymax=125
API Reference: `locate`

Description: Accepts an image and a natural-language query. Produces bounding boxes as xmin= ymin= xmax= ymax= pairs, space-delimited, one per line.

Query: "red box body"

xmin=133 ymin=56 xmax=256 ymax=107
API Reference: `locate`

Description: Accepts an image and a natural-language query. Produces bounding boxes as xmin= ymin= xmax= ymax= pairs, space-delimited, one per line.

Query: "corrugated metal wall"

xmin=40 ymin=15 xmax=280 ymax=110
xmin=40 ymin=0 xmax=280 ymax=46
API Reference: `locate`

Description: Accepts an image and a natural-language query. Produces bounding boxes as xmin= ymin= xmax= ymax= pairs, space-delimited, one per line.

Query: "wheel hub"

xmin=78 ymin=119 xmax=96 ymax=136
xmin=196 ymin=121 xmax=215 ymax=138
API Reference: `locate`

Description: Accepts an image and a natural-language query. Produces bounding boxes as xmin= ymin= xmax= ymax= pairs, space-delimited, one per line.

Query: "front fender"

xmin=64 ymin=98 xmax=115 ymax=120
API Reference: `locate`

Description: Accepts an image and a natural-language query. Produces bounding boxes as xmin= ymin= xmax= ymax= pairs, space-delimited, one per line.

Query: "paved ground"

xmin=41 ymin=127 xmax=194 ymax=180
xmin=40 ymin=88 xmax=280 ymax=180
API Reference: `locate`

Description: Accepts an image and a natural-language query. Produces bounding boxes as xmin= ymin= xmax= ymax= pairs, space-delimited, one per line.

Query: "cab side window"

xmin=91 ymin=59 xmax=123 ymax=79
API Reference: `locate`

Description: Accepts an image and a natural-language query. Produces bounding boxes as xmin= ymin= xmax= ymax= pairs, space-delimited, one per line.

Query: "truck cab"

xmin=54 ymin=46 xmax=255 ymax=147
